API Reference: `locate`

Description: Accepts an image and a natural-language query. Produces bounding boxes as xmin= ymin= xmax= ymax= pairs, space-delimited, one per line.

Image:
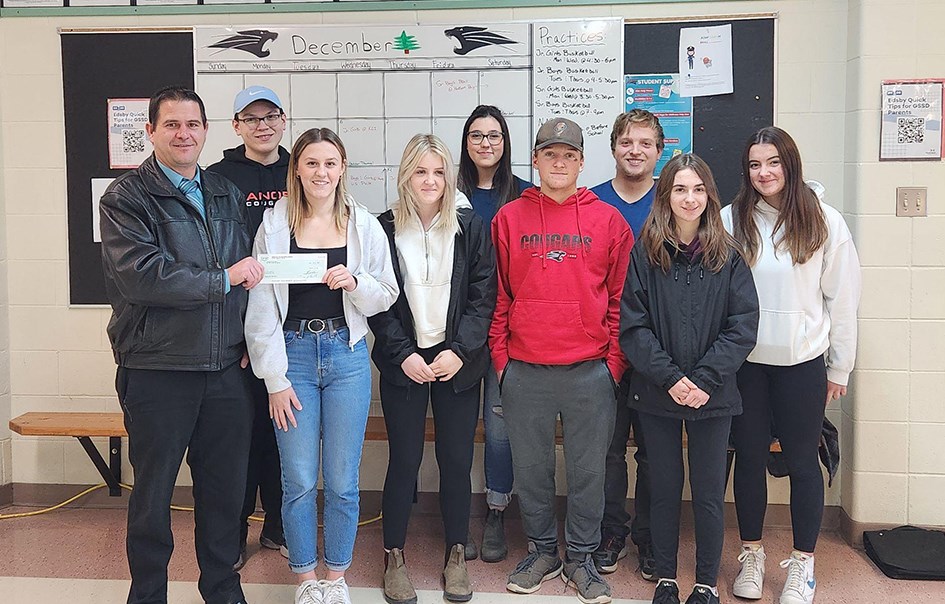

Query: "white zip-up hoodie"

xmin=245 ymin=197 xmax=399 ymax=393
xmin=390 ymin=192 xmax=471 ymax=348
xmin=721 ymin=190 xmax=861 ymax=385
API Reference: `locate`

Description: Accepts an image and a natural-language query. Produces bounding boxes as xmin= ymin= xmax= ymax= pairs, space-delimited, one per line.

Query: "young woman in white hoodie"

xmin=721 ymin=127 xmax=861 ymax=604
xmin=369 ymin=134 xmax=496 ymax=604
xmin=244 ymin=127 xmax=398 ymax=604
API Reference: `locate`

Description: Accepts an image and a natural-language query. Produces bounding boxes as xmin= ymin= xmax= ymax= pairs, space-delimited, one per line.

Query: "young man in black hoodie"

xmin=207 ymin=85 xmax=290 ymax=567
xmin=208 ymin=85 xmax=290 ymax=235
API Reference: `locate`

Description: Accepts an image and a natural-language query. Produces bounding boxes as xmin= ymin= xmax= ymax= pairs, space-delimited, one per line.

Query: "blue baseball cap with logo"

xmin=233 ymin=85 xmax=284 ymax=115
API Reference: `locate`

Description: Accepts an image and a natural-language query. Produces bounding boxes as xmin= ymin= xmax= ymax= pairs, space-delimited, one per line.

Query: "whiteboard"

xmin=195 ymin=20 xmax=622 ymax=210
xmin=532 ymin=19 xmax=624 ymax=189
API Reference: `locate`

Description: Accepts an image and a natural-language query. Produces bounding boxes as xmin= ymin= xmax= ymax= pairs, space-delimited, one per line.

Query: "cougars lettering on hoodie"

xmin=206 ymin=145 xmax=290 ymax=235
xmin=489 ymin=186 xmax=634 ymax=379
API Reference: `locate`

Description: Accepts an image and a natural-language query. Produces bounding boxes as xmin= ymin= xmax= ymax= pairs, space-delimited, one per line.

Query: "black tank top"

xmin=285 ymin=240 xmax=346 ymax=320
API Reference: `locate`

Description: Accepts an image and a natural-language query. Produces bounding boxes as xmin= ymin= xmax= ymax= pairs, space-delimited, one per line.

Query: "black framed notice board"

xmin=624 ymin=17 xmax=775 ymax=203
xmin=63 ymin=31 xmax=193 ymax=305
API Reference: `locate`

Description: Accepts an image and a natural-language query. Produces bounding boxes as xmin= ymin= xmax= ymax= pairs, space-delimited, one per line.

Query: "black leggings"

xmin=731 ymin=357 xmax=827 ymax=552
xmin=380 ymin=345 xmax=481 ymax=551
xmin=640 ymin=411 xmax=731 ymax=586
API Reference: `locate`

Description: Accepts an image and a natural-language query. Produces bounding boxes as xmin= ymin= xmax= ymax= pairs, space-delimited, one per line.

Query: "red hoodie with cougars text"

xmin=489 ymin=186 xmax=633 ymax=379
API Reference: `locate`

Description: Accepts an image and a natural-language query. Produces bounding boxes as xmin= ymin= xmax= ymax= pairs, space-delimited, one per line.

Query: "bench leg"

xmin=77 ymin=436 xmax=123 ymax=497
xmin=110 ymin=436 xmax=123 ymax=496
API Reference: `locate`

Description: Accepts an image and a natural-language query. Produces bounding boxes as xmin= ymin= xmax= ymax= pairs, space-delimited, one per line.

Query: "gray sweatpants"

xmin=501 ymin=358 xmax=617 ymax=558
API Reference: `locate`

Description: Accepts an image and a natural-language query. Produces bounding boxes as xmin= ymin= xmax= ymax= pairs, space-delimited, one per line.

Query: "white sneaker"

xmin=320 ymin=577 xmax=352 ymax=604
xmin=294 ymin=579 xmax=323 ymax=604
xmin=779 ymin=553 xmax=816 ymax=604
xmin=733 ymin=545 xmax=766 ymax=599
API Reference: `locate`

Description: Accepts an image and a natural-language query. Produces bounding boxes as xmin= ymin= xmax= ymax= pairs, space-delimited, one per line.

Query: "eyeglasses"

xmin=468 ymin=131 xmax=504 ymax=145
xmin=235 ymin=113 xmax=283 ymax=129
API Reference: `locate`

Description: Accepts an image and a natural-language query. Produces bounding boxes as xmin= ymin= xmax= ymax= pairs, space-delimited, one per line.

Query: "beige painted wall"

xmin=0 ymin=36 xmax=10 ymax=489
xmin=0 ymin=0 xmax=942 ymax=524
xmin=839 ymin=0 xmax=945 ymax=527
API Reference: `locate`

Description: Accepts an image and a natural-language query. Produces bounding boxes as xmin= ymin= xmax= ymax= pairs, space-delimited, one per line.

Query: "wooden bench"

xmin=10 ymin=412 xmax=780 ymax=498
xmin=9 ymin=412 xmax=126 ymax=496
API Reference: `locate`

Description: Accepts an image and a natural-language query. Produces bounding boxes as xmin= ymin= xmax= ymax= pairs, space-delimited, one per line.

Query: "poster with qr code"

xmin=107 ymin=98 xmax=151 ymax=169
xmin=880 ymin=81 xmax=943 ymax=160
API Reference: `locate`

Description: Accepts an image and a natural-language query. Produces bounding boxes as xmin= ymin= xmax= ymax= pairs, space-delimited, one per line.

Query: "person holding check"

xmin=244 ymin=127 xmax=398 ymax=604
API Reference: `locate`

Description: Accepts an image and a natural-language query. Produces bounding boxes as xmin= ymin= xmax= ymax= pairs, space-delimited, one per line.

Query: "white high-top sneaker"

xmin=732 ymin=545 xmax=766 ymax=599
xmin=779 ymin=552 xmax=816 ymax=604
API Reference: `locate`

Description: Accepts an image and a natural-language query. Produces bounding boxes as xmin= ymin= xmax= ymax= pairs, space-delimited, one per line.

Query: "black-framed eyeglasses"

xmin=468 ymin=131 xmax=504 ymax=145
xmin=235 ymin=113 xmax=283 ymax=129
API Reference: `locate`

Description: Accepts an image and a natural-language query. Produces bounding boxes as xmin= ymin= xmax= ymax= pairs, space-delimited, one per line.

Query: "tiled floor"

xmin=1 ymin=502 xmax=944 ymax=603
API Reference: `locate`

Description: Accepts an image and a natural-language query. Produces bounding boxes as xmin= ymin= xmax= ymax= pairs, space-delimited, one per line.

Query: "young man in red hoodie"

xmin=490 ymin=119 xmax=634 ymax=604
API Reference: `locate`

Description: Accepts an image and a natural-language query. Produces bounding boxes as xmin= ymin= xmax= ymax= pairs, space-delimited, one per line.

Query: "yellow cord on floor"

xmin=0 ymin=482 xmax=383 ymax=527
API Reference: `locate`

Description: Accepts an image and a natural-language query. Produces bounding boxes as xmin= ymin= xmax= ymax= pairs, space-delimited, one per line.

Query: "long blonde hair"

xmin=641 ymin=153 xmax=737 ymax=273
xmin=393 ymin=134 xmax=460 ymax=234
xmin=286 ymin=128 xmax=350 ymax=235
xmin=730 ymin=126 xmax=827 ymax=266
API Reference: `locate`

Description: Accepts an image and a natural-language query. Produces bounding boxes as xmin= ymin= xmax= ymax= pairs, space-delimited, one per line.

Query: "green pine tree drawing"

xmin=393 ymin=31 xmax=420 ymax=55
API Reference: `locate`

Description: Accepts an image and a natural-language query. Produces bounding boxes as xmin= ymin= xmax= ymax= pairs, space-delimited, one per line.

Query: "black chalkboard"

xmin=63 ymin=31 xmax=194 ymax=305
xmin=624 ymin=18 xmax=774 ymax=202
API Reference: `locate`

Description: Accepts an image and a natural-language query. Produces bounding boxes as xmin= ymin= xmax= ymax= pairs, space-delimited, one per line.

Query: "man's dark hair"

xmin=148 ymin=86 xmax=208 ymax=126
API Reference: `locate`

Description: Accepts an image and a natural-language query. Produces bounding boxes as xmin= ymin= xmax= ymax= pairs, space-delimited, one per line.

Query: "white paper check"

xmin=258 ymin=253 xmax=328 ymax=284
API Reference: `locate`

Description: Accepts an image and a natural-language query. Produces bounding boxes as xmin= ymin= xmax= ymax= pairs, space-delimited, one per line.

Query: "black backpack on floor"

xmin=863 ymin=525 xmax=945 ymax=580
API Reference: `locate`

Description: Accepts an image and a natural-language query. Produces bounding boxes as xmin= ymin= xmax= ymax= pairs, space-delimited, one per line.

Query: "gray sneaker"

xmin=562 ymin=554 xmax=613 ymax=604
xmin=506 ymin=542 xmax=563 ymax=594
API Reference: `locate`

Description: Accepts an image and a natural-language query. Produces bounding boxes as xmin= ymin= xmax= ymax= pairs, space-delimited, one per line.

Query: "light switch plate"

xmin=896 ymin=187 xmax=927 ymax=217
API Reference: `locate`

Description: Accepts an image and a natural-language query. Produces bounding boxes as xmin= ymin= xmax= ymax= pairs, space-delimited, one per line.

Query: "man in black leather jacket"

xmin=99 ymin=86 xmax=264 ymax=604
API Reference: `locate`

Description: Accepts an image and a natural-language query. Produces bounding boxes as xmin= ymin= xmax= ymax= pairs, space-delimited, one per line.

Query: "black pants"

xmin=602 ymin=375 xmax=651 ymax=547
xmin=732 ymin=357 xmax=827 ymax=553
xmin=118 ymin=363 xmax=253 ymax=604
xmin=380 ymin=344 xmax=481 ymax=550
xmin=640 ymin=411 xmax=731 ymax=586
xmin=239 ymin=372 xmax=284 ymax=546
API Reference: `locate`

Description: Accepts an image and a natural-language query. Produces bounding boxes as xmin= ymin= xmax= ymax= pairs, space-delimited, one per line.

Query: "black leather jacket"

xmin=369 ymin=207 xmax=497 ymax=393
xmin=100 ymin=154 xmax=252 ymax=371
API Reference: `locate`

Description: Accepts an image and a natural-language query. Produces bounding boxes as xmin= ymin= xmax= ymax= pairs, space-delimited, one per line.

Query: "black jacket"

xmin=369 ymin=207 xmax=497 ymax=393
xmin=100 ymin=154 xmax=252 ymax=371
xmin=620 ymin=241 xmax=759 ymax=420
xmin=206 ymin=145 xmax=290 ymax=235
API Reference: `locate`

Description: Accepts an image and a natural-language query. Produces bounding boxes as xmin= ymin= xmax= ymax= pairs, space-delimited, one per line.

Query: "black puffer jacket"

xmin=369 ymin=207 xmax=496 ymax=393
xmin=620 ymin=241 xmax=759 ymax=419
xmin=100 ymin=154 xmax=252 ymax=371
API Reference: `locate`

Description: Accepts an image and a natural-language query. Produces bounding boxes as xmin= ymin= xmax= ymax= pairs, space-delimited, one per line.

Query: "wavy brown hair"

xmin=730 ymin=126 xmax=827 ymax=266
xmin=286 ymin=128 xmax=350 ymax=235
xmin=641 ymin=153 xmax=736 ymax=273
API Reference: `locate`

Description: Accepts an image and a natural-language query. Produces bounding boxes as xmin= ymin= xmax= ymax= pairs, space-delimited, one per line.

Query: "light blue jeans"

xmin=274 ymin=326 xmax=371 ymax=574
xmin=483 ymin=361 xmax=513 ymax=509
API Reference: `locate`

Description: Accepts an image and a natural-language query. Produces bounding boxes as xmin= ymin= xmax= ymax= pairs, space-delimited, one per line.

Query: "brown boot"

xmin=443 ymin=544 xmax=473 ymax=602
xmin=383 ymin=548 xmax=417 ymax=604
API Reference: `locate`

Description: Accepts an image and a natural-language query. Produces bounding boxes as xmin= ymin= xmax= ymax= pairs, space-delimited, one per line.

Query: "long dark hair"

xmin=730 ymin=126 xmax=827 ymax=266
xmin=641 ymin=153 xmax=736 ymax=273
xmin=457 ymin=105 xmax=517 ymax=208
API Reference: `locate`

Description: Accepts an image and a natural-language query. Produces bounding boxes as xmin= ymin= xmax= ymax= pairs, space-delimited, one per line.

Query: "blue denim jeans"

xmin=273 ymin=326 xmax=371 ymax=574
xmin=483 ymin=362 xmax=513 ymax=509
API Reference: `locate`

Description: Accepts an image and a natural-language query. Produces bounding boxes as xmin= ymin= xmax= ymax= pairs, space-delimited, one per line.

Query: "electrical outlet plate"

xmin=896 ymin=187 xmax=927 ymax=217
